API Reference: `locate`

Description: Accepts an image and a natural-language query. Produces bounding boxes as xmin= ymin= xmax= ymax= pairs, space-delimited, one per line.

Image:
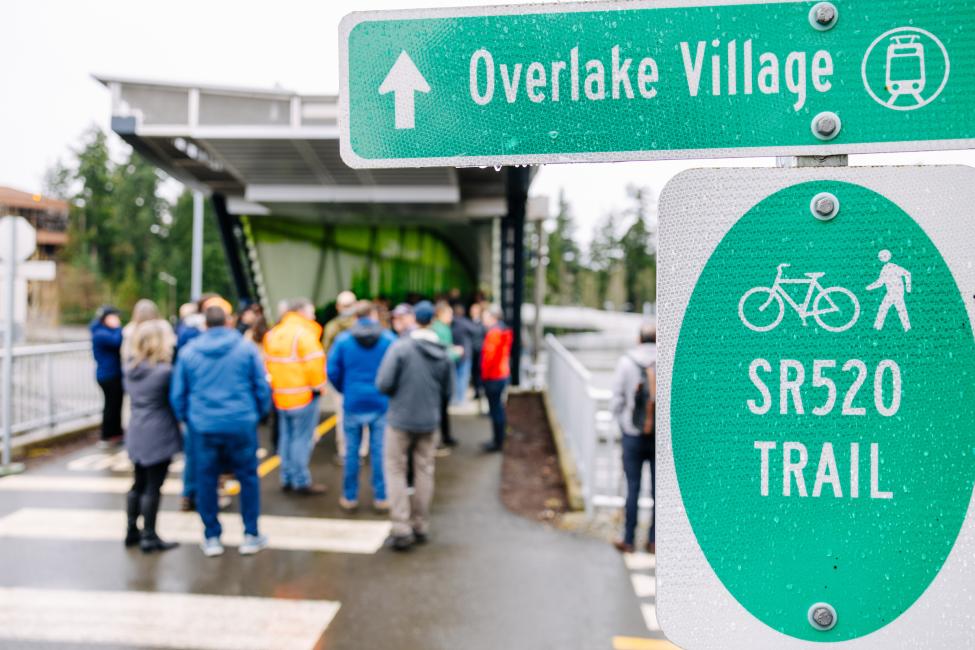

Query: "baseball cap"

xmin=414 ymin=301 xmax=435 ymax=325
xmin=391 ymin=303 xmax=414 ymax=318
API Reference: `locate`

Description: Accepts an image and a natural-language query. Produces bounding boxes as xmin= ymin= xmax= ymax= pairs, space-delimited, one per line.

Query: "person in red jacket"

xmin=480 ymin=304 xmax=513 ymax=452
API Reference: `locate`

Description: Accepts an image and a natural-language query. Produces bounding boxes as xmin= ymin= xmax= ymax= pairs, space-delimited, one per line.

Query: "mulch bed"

xmin=500 ymin=391 xmax=570 ymax=525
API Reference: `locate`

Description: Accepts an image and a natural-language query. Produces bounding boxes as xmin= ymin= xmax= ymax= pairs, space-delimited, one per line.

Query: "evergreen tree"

xmin=619 ymin=185 xmax=657 ymax=310
xmin=546 ymin=190 xmax=582 ymax=305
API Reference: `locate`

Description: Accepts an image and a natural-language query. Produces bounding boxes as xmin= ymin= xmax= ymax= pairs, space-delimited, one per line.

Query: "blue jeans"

xmin=278 ymin=397 xmax=320 ymax=489
xmin=622 ymin=434 xmax=656 ymax=546
xmin=453 ymin=358 xmax=472 ymax=404
xmin=484 ymin=379 xmax=508 ymax=447
xmin=196 ymin=431 xmax=260 ymax=539
xmin=182 ymin=427 xmax=196 ymax=499
xmin=343 ymin=411 xmax=387 ymax=501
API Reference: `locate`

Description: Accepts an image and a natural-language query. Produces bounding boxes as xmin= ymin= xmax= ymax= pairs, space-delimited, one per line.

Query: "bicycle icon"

xmin=738 ymin=263 xmax=861 ymax=333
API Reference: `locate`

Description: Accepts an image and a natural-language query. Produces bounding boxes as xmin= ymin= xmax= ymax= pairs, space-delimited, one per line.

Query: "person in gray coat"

xmin=375 ymin=300 xmax=454 ymax=551
xmin=610 ymin=323 xmax=658 ymax=554
xmin=123 ymin=320 xmax=182 ymax=553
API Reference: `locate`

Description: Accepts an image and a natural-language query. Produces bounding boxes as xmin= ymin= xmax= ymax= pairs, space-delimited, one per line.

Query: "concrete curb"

xmin=12 ymin=418 xmax=100 ymax=460
xmin=538 ymin=390 xmax=586 ymax=512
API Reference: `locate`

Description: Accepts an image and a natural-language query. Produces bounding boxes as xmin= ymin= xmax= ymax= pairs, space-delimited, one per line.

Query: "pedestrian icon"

xmin=867 ymin=249 xmax=912 ymax=331
xmin=862 ymin=27 xmax=950 ymax=112
xmin=738 ymin=263 xmax=860 ymax=333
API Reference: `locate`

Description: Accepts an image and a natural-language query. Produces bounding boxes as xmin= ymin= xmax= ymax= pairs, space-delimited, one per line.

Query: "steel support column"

xmin=501 ymin=167 xmax=530 ymax=386
xmin=211 ymin=194 xmax=255 ymax=306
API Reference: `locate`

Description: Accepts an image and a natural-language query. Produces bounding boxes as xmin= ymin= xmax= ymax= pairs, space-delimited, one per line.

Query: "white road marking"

xmin=0 ymin=586 xmax=339 ymax=650
xmin=0 ymin=474 xmax=183 ymax=495
xmin=0 ymin=507 xmax=391 ymax=554
xmin=630 ymin=573 xmax=656 ymax=598
xmin=623 ymin=552 xmax=656 ymax=571
xmin=641 ymin=603 xmax=661 ymax=632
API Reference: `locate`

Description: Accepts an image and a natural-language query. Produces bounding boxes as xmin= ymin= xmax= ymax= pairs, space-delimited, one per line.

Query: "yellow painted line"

xmin=612 ymin=636 xmax=680 ymax=650
xmin=314 ymin=414 xmax=338 ymax=441
xmin=256 ymin=455 xmax=281 ymax=479
xmin=226 ymin=415 xmax=338 ymax=494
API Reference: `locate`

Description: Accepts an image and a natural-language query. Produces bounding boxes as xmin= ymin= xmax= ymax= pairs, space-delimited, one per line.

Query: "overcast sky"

xmin=3 ymin=0 xmax=973 ymax=243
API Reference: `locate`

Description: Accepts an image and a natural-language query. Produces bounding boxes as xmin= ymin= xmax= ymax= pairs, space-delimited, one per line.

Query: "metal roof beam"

xmin=244 ymin=184 xmax=461 ymax=204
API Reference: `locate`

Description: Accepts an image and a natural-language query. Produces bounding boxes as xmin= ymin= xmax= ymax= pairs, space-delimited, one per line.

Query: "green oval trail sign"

xmin=657 ymin=167 xmax=975 ymax=648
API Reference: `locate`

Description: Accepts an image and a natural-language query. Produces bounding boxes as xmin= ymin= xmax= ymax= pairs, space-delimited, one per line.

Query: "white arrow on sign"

xmin=378 ymin=51 xmax=430 ymax=130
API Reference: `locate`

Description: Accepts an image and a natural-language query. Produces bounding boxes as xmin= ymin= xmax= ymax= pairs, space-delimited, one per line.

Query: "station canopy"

xmin=94 ymin=76 xmax=540 ymax=308
xmin=94 ymin=75 xmax=514 ymax=222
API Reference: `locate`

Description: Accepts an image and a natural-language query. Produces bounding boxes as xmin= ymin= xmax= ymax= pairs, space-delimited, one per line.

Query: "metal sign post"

xmin=339 ymin=0 xmax=975 ymax=168
xmin=0 ymin=216 xmax=27 ymax=476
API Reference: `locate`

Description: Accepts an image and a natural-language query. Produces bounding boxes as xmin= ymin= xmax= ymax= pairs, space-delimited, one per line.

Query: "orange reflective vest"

xmin=263 ymin=313 xmax=327 ymax=411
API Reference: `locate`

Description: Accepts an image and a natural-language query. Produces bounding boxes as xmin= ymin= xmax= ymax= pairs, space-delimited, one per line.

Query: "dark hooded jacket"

xmin=90 ymin=319 xmax=123 ymax=382
xmin=327 ymin=318 xmax=396 ymax=414
xmin=375 ymin=328 xmax=454 ymax=433
xmin=124 ymin=361 xmax=182 ymax=465
xmin=170 ymin=327 xmax=271 ymax=436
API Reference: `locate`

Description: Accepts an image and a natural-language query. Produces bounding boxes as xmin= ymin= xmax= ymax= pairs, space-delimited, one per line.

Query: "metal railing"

xmin=2 ymin=342 xmax=101 ymax=436
xmin=545 ymin=334 xmax=654 ymax=515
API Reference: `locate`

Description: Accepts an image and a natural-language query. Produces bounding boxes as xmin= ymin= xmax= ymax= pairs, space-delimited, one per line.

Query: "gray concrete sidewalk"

xmin=0 ymin=412 xmax=650 ymax=649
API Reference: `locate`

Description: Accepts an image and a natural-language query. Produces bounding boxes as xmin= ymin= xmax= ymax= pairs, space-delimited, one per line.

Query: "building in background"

xmin=0 ymin=187 xmax=69 ymax=331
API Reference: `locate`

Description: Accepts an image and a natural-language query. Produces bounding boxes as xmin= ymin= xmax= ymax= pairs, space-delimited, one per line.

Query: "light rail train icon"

xmin=885 ymin=35 xmax=926 ymax=107
xmin=862 ymin=27 xmax=950 ymax=112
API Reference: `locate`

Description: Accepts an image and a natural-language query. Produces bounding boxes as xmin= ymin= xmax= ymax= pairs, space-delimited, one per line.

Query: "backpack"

xmin=629 ymin=355 xmax=657 ymax=436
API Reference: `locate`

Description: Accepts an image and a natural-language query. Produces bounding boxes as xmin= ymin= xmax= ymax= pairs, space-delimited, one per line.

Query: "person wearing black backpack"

xmin=610 ymin=323 xmax=658 ymax=554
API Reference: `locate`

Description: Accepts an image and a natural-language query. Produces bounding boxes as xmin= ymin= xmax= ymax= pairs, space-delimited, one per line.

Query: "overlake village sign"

xmin=339 ymin=0 xmax=974 ymax=168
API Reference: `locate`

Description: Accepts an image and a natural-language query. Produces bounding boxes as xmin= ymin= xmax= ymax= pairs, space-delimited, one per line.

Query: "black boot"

xmin=125 ymin=491 xmax=141 ymax=547
xmin=139 ymin=492 xmax=177 ymax=553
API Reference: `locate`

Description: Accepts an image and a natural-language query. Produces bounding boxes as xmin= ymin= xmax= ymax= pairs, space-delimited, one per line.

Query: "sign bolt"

xmin=808 ymin=603 xmax=838 ymax=631
xmin=810 ymin=192 xmax=840 ymax=220
xmin=809 ymin=2 xmax=838 ymax=30
xmin=811 ymin=111 xmax=842 ymax=141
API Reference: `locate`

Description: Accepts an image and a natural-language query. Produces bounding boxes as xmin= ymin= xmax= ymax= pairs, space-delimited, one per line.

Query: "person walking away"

xmin=450 ymin=302 xmax=478 ymax=406
xmin=468 ymin=302 xmax=487 ymax=412
xmin=265 ymin=298 xmax=328 ymax=495
xmin=123 ymin=321 xmax=183 ymax=553
xmin=91 ymin=306 xmax=124 ymax=448
xmin=610 ymin=323 xmax=658 ymax=555
xmin=432 ymin=302 xmax=462 ymax=449
xmin=480 ymin=305 xmax=513 ymax=452
xmin=175 ymin=294 xmax=227 ymax=512
xmin=170 ymin=304 xmax=271 ymax=557
xmin=323 ymin=291 xmax=358 ymax=465
xmin=328 ymin=301 xmax=396 ymax=512
xmin=376 ymin=300 xmax=453 ymax=550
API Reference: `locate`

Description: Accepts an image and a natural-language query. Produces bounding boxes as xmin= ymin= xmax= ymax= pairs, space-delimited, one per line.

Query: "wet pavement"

xmin=0 ymin=412 xmax=655 ymax=649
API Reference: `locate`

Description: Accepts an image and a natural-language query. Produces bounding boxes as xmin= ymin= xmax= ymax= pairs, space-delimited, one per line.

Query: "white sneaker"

xmin=239 ymin=533 xmax=269 ymax=556
xmin=201 ymin=537 xmax=224 ymax=557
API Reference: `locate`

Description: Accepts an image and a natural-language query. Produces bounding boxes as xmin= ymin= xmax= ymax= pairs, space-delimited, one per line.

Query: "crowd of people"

xmin=89 ymin=289 xmax=513 ymax=556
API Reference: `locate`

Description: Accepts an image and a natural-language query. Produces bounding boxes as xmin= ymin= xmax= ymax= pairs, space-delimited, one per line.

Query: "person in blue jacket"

xmin=170 ymin=303 xmax=272 ymax=558
xmin=90 ymin=305 xmax=124 ymax=447
xmin=327 ymin=300 xmax=396 ymax=513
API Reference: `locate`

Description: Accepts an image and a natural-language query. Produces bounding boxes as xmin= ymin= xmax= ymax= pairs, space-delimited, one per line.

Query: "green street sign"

xmin=338 ymin=0 xmax=975 ymax=168
xmin=657 ymin=166 xmax=975 ymax=648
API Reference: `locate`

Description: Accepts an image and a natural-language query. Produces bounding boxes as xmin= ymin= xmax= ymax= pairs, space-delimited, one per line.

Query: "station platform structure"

xmin=95 ymin=75 xmax=538 ymax=377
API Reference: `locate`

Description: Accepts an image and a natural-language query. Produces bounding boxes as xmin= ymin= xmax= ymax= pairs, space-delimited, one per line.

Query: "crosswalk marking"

xmin=612 ymin=636 xmax=680 ymax=650
xmin=0 ymin=474 xmax=184 ymax=495
xmin=0 ymin=587 xmax=339 ymax=650
xmin=623 ymin=551 xmax=656 ymax=571
xmin=640 ymin=603 xmax=661 ymax=632
xmin=630 ymin=573 xmax=656 ymax=598
xmin=0 ymin=507 xmax=391 ymax=554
